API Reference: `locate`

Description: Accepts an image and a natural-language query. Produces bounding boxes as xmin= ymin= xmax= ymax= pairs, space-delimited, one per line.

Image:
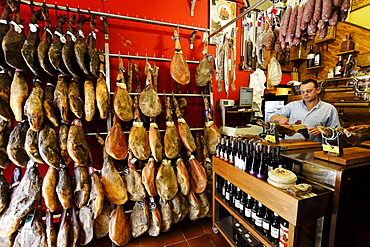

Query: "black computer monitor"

xmin=239 ymin=86 xmax=253 ymax=107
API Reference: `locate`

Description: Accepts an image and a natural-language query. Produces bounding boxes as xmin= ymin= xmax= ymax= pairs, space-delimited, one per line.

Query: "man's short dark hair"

xmin=300 ymin=79 xmax=319 ymax=89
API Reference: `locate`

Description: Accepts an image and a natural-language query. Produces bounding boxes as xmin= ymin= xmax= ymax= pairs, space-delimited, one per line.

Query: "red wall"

xmin=3 ymin=1 xmax=292 ymax=180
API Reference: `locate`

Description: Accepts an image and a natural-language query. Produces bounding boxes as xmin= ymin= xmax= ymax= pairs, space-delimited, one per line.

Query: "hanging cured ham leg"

xmin=10 ymin=70 xmax=28 ymax=122
xmin=164 ymin=97 xmax=181 ymax=159
xmin=48 ymin=14 xmax=69 ymax=76
xmin=142 ymin=158 xmax=157 ymax=197
xmin=42 ymin=166 xmax=60 ymax=212
xmin=74 ymin=164 xmax=90 ymax=208
xmin=189 ymin=154 xmax=207 ymax=193
xmin=56 ymin=162 xmax=73 ymax=209
xmin=58 ymin=123 xmax=72 ymax=165
xmin=68 ymin=79 xmax=84 ymax=119
xmin=56 ymin=208 xmax=69 ymax=247
xmin=128 ymin=96 xmax=150 ymax=160
xmin=62 ymin=14 xmax=83 ymax=80
xmin=155 ymin=159 xmax=178 ymax=200
xmin=44 ymin=81 xmax=59 ymax=127
xmin=69 ymin=205 xmax=80 ymax=247
xmin=45 ymin=210 xmax=57 ymax=247
xmin=203 ymin=97 xmax=221 ymax=155
xmin=38 ymin=3 xmax=57 ymax=76
xmin=113 ymin=56 xmax=133 ymax=121
xmin=124 ymin=152 xmax=146 ymax=201
xmin=38 ymin=123 xmax=60 ymax=169
xmin=173 ymin=96 xmax=196 ymax=152
xmin=105 ymin=113 xmax=128 ymax=160
xmin=25 ymin=128 xmax=43 ymax=164
xmin=139 ymin=62 xmax=162 ymax=118
xmin=7 ymin=120 xmax=29 ymax=168
xmin=96 ymin=52 xmax=109 ymax=119
xmin=170 ymin=29 xmax=190 ymax=85
xmin=74 ymin=15 xmax=89 ymax=75
xmin=67 ymin=119 xmax=89 ymax=166
xmin=21 ymin=8 xmax=44 ymax=77
xmin=54 ymin=75 xmax=69 ymax=123
xmin=100 ymin=148 xmax=128 ymax=205
xmin=0 ymin=161 xmax=42 ymax=237
xmin=149 ymin=118 xmax=163 ymax=162
xmin=195 ymin=36 xmax=214 ymax=86
xmin=175 ymin=158 xmax=190 ymax=195
xmin=148 ymin=196 xmax=161 ymax=237
xmin=2 ymin=8 xmax=28 ymax=71
xmin=109 ymin=205 xmax=131 ymax=246
xmin=24 ymin=78 xmax=45 ymax=131
xmin=87 ymin=14 xmax=99 ymax=78
xmin=130 ymin=199 xmax=149 ymax=238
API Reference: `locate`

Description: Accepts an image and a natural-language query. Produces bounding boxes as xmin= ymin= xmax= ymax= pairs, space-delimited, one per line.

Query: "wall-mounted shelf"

xmin=336 ymin=50 xmax=359 ymax=56
xmin=307 ymin=66 xmax=324 ymax=70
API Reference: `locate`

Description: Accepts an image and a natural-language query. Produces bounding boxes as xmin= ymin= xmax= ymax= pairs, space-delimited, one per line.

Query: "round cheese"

xmin=268 ymin=168 xmax=297 ymax=184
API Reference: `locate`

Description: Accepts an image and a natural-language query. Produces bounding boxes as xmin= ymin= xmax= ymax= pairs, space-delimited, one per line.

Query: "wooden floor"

xmin=85 ymin=217 xmax=230 ymax=247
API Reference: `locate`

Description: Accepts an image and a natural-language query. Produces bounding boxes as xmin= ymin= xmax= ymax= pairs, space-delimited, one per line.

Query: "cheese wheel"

xmin=268 ymin=168 xmax=297 ymax=184
xmin=267 ymin=178 xmax=296 ymax=190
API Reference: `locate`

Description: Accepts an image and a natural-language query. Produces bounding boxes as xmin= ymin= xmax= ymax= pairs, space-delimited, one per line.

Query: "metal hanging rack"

xmin=109 ymin=53 xmax=200 ymax=64
xmin=19 ymin=0 xmax=208 ymax=32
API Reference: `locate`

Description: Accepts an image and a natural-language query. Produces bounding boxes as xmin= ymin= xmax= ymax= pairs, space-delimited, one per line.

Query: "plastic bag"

xmin=268 ymin=57 xmax=282 ymax=86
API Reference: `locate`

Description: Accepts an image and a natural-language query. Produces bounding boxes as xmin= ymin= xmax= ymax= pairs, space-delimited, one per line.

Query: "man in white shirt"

xmin=270 ymin=79 xmax=341 ymax=142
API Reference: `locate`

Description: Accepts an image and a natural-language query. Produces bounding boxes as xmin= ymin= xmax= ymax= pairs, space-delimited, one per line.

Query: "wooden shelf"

xmin=290 ymin=58 xmax=306 ymax=62
xmin=215 ymin=196 xmax=274 ymax=247
xmin=307 ymin=66 xmax=324 ymax=70
xmin=336 ymin=50 xmax=359 ymax=56
xmin=212 ymin=157 xmax=333 ymax=247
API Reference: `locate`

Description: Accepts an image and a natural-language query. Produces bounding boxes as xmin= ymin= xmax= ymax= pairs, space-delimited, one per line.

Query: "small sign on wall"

xmin=209 ymin=0 xmax=237 ymax=44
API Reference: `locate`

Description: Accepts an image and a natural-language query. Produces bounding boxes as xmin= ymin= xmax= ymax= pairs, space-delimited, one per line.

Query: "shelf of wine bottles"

xmin=216 ymin=177 xmax=289 ymax=247
xmin=215 ymin=136 xmax=286 ymax=180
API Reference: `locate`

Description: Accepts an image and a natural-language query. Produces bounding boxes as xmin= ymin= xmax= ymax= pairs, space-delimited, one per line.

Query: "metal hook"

xmin=54 ymin=2 xmax=58 ymax=17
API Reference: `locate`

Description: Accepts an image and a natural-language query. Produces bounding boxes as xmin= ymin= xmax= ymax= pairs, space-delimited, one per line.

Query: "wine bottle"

xmin=225 ymin=181 xmax=231 ymax=203
xmin=230 ymin=184 xmax=236 ymax=207
xmin=279 ymin=218 xmax=289 ymax=247
xmin=334 ymin=56 xmax=343 ymax=77
xmin=263 ymin=208 xmax=271 ymax=238
xmin=268 ymin=146 xmax=277 ymax=172
xmin=228 ymin=139 xmax=235 ymax=165
xmin=271 ymin=212 xmax=280 ymax=245
xmin=244 ymin=194 xmax=253 ymax=222
xmin=248 ymin=147 xmax=258 ymax=176
xmin=314 ymin=46 xmax=321 ymax=67
xmin=239 ymin=191 xmax=246 ymax=215
xmin=257 ymin=147 xmax=267 ymax=180
xmin=221 ymin=179 xmax=227 ymax=198
xmin=234 ymin=187 xmax=241 ymax=211
xmin=254 ymin=202 xmax=264 ymax=232
xmin=219 ymin=138 xmax=225 ymax=160
xmin=224 ymin=138 xmax=230 ymax=162
xmin=275 ymin=146 xmax=284 ymax=168
xmin=251 ymin=199 xmax=258 ymax=225
xmin=215 ymin=136 xmax=221 ymax=158
xmin=244 ymin=141 xmax=253 ymax=172
xmin=306 ymin=45 xmax=315 ymax=68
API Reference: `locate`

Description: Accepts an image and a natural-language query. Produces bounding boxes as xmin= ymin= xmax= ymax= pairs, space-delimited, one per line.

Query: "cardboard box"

xmin=358 ymin=52 xmax=370 ymax=67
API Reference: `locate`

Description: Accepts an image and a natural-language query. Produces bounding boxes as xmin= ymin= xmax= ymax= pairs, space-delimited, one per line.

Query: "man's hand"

xmin=308 ymin=127 xmax=320 ymax=135
xmin=270 ymin=115 xmax=289 ymax=125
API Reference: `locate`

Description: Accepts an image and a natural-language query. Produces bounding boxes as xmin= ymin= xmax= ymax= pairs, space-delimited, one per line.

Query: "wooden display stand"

xmin=314 ymin=147 xmax=370 ymax=165
xmin=212 ymin=157 xmax=333 ymax=247
xmin=277 ymin=139 xmax=321 ymax=150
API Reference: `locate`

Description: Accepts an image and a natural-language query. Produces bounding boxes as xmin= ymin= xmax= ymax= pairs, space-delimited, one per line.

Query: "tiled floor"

xmin=86 ymin=217 xmax=230 ymax=247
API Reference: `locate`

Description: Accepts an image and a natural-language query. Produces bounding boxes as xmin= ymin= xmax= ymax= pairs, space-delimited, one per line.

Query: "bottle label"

xmin=255 ymin=216 xmax=263 ymax=227
xmin=263 ymin=221 xmax=270 ymax=230
xmin=271 ymin=226 xmax=279 ymax=239
xmin=222 ymin=186 xmax=226 ymax=196
xmin=229 ymin=153 xmax=233 ymax=163
xmin=225 ymin=192 xmax=230 ymax=201
xmin=279 ymin=223 xmax=289 ymax=247
xmin=245 ymin=208 xmax=252 ymax=218
xmin=314 ymin=54 xmax=320 ymax=66
xmin=335 ymin=66 xmax=342 ymax=76
xmin=307 ymin=54 xmax=315 ymax=60
xmin=252 ymin=211 xmax=256 ymax=220
xmin=216 ymin=149 xmax=220 ymax=157
xmin=235 ymin=199 xmax=240 ymax=209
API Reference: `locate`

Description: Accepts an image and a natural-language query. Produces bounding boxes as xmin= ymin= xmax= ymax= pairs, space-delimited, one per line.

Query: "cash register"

xmin=218 ymin=87 xmax=263 ymax=137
